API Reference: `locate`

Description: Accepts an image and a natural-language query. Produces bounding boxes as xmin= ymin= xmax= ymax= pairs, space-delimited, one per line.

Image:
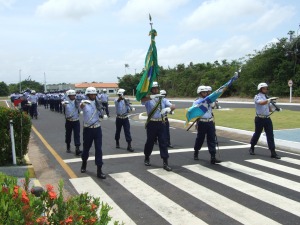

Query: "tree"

xmin=0 ymin=82 xmax=9 ymax=96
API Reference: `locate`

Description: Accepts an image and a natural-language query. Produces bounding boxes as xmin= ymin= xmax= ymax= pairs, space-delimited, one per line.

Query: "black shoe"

xmin=81 ymin=161 xmax=87 ymax=173
xmin=249 ymin=148 xmax=255 ymax=155
xmin=116 ymin=140 xmax=120 ymax=149
xmin=66 ymin=144 xmax=71 ymax=153
xmin=75 ymin=146 xmax=82 ymax=156
xmin=194 ymin=151 xmax=199 ymax=160
xmin=271 ymin=154 xmax=281 ymax=159
xmin=127 ymin=143 xmax=134 ymax=152
xmin=211 ymin=157 xmax=221 ymax=164
xmin=168 ymin=144 xmax=174 ymax=148
xmin=97 ymin=166 xmax=106 ymax=179
xmin=144 ymin=159 xmax=151 ymax=166
xmin=163 ymin=162 xmax=172 ymax=171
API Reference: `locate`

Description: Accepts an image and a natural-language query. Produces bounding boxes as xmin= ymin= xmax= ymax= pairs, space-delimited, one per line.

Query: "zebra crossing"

xmin=69 ymin=155 xmax=300 ymax=225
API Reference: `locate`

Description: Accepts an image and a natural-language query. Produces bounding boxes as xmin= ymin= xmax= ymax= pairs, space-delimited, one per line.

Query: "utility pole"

xmin=44 ymin=72 xmax=47 ymax=93
xmin=19 ymin=69 xmax=21 ymax=93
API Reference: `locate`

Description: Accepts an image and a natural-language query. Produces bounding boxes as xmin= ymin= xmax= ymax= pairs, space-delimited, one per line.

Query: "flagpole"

xmin=149 ymin=13 xmax=153 ymax=30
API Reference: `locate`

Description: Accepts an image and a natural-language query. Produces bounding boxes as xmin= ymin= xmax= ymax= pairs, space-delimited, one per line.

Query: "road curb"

xmin=138 ymin=113 xmax=300 ymax=154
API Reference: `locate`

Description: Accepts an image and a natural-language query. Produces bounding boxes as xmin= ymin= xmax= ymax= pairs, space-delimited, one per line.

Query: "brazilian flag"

xmin=136 ymin=29 xmax=159 ymax=101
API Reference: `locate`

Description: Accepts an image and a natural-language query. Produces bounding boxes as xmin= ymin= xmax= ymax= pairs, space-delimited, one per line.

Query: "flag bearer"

xmin=141 ymin=82 xmax=175 ymax=171
xmin=193 ymin=86 xmax=221 ymax=164
xmin=80 ymin=87 xmax=106 ymax=179
xmin=114 ymin=88 xmax=134 ymax=152
xmin=62 ymin=90 xmax=82 ymax=156
xmin=249 ymin=83 xmax=281 ymax=159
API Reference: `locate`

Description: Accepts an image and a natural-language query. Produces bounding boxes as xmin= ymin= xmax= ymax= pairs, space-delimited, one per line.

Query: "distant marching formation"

xmin=9 ymin=80 xmax=282 ymax=179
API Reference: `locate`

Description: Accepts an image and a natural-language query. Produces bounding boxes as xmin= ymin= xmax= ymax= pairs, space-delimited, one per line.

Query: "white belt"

xmin=84 ymin=124 xmax=101 ymax=128
xmin=67 ymin=118 xmax=79 ymax=122
xmin=199 ymin=118 xmax=214 ymax=122
xmin=150 ymin=118 xmax=163 ymax=121
xmin=256 ymin=115 xmax=269 ymax=118
xmin=117 ymin=115 xmax=128 ymax=119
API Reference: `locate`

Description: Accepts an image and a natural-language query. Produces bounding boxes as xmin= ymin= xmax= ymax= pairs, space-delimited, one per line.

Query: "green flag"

xmin=135 ymin=29 xmax=159 ymax=101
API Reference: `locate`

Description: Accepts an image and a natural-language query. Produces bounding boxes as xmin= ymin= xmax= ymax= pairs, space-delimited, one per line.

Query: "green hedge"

xmin=0 ymin=107 xmax=31 ymax=166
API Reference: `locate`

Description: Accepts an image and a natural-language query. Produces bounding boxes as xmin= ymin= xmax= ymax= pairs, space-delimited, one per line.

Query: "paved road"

xmin=30 ymin=105 xmax=300 ymax=225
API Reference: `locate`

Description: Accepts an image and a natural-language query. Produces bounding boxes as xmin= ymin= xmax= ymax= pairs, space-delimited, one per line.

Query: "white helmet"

xmin=67 ymin=89 xmax=76 ymax=96
xmin=160 ymin=90 xmax=166 ymax=95
xmin=85 ymin=87 xmax=97 ymax=95
xmin=31 ymin=90 xmax=36 ymax=94
xmin=152 ymin=81 xmax=159 ymax=88
xmin=206 ymin=86 xmax=212 ymax=92
xmin=257 ymin=82 xmax=268 ymax=91
xmin=103 ymin=89 xmax=107 ymax=92
xmin=117 ymin=88 xmax=125 ymax=95
xmin=197 ymin=85 xmax=208 ymax=94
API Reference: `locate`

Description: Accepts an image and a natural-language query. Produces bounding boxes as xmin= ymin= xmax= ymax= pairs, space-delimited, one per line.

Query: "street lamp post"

xmin=19 ymin=69 xmax=21 ymax=93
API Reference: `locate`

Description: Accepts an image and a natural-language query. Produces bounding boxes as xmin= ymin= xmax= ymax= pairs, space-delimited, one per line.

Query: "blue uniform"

xmin=64 ymin=98 xmax=81 ymax=148
xmin=81 ymin=100 xmax=103 ymax=166
xmin=100 ymin=93 xmax=110 ymax=116
xmin=250 ymin=93 xmax=275 ymax=151
xmin=114 ymin=98 xmax=132 ymax=143
xmin=143 ymin=97 xmax=172 ymax=160
xmin=27 ymin=94 xmax=38 ymax=118
xmin=193 ymin=97 xmax=216 ymax=156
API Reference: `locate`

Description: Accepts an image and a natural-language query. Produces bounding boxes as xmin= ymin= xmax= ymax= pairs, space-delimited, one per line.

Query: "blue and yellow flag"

xmin=136 ymin=29 xmax=159 ymax=101
xmin=185 ymin=72 xmax=239 ymax=126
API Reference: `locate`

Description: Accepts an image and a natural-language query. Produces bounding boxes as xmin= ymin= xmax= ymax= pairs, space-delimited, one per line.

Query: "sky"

xmin=0 ymin=0 xmax=299 ymax=85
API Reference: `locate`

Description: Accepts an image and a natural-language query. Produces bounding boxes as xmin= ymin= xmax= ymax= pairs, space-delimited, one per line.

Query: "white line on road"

xmin=220 ymin=161 xmax=300 ymax=193
xmin=64 ymin=144 xmax=248 ymax=163
xmin=246 ymin=159 xmax=300 ymax=177
xmin=110 ymin=172 xmax=208 ymax=225
xmin=280 ymin=157 xmax=300 ymax=166
xmin=184 ymin=164 xmax=300 ymax=217
xmin=70 ymin=177 xmax=136 ymax=225
xmin=149 ymin=168 xmax=280 ymax=225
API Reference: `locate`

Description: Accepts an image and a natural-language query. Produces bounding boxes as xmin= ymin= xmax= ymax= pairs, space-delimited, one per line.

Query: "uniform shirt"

xmin=27 ymin=95 xmax=38 ymax=104
xmin=64 ymin=99 xmax=79 ymax=120
xmin=81 ymin=100 xmax=101 ymax=127
xmin=254 ymin=93 xmax=270 ymax=116
xmin=143 ymin=98 xmax=172 ymax=119
xmin=114 ymin=98 xmax=130 ymax=116
xmin=100 ymin=93 xmax=109 ymax=102
xmin=193 ymin=97 xmax=212 ymax=119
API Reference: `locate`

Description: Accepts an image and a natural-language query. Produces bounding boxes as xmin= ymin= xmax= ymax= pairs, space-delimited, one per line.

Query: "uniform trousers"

xmin=29 ymin=103 xmax=37 ymax=118
xmin=82 ymin=126 xmax=103 ymax=166
xmin=194 ymin=121 xmax=216 ymax=156
xmin=250 ymin=117 xmax=275 ymax=150
xmin=115 ymin=117 xmax=132 ymax=142
xmin=65 ymin=120 xmax=81 ymax=146
xmin=102 ymin=102 xmax=109 ymax=116
xmin=144 ymin=121 xmax=169 ymax=159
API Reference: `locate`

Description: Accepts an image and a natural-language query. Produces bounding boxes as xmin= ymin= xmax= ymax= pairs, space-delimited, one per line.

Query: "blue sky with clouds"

xmin=0 ymin=0 xmax=299 ymax=85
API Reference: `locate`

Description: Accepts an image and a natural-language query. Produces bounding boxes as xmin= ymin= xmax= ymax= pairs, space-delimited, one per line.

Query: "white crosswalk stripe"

xmin=110 ymin=172 xmax=208 ymax=225
xmin=70 ymin=177 xmax=136 ymax=225
xmin=184 ymin=164 xmax=300 ymax=217
xmin=246 ymin=159 xmax=300 ymax=177
xmin=280 ymin=157 xmax=300 ymax=166
xmin=148 ymin=168 xmax=280 ymax=225
xmin=219 ymin=161 xmax=300 ymax=193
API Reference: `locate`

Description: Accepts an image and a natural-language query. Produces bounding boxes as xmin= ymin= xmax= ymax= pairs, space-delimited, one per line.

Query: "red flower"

xmin=21 ymin=190 xmax=29 ymax=204
xmin=91 ymin=203 xmax=97 ymax=211
xmin=60 ymin=216 xmax=73 ymax=224
xmin=1 ymin=186 xmax=8 ymax=193
xmin=48 ymin=190 xmax=57 ymax=200
xmin=36 ymin=216 xmax=49 ymax=224
xmin=46 ymin=184 xmax=54 ymax=192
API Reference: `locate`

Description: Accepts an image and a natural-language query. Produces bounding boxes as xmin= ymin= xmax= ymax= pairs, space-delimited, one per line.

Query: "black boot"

xmin=211 ymin=156 xmax=221 ymax=164
xmin=168 ymin=143 xmax=174 ymax=148
xmin=75 ymin=146 xmax=82 ymax=156
xmin=194 ymin=150 xmax=199 ymax=160
xmin=97 ymin=166 xmax=106 ymax=179
xmin=144 ymin=157 xmax=151 ymax=166
xmin=66 ymin=144 xmax=71 ymax=153
xmin=127 ymin=142 xmax=134 ymax=152
xmin=271 ymin=149 xmax=281 ymax=159
xmin=163 ymin=159 xmax=172 ymax=171
xmin=249 ymin=147 xmax=255 ymax=155
xmin=116 ymin=140 xmax=120 ymax=148
xmin=81 ymin=161 xmax=87 ymax=173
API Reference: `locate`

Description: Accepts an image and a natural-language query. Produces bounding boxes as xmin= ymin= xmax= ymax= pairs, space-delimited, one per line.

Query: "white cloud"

xmin=0 ymin=0 xmax=15 ymax=9
xmin=117 ymin=0 xmax=188 ymax=22
xmin=36 ymin=0 xmax=114 ymax=20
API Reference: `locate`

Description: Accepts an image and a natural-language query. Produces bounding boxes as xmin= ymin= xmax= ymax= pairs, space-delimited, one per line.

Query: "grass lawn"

xmin=166 ymin=108 xmax=300 ymax=131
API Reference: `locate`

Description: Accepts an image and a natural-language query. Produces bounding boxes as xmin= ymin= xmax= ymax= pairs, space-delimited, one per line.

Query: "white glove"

xmin=160 ymin=107 xmax=171 ymax=115
xmin=81 ymin=100 xmax=91 ymax=104
xmin=62 ymin=101 xmax=69 ymax=105
xmin=150 ymin=94 xmax=165 ymax=99
xmin=267 ymin=97 xmax=278 ymax=102
xmin=131 ymin=107 xmax=136 ymax=112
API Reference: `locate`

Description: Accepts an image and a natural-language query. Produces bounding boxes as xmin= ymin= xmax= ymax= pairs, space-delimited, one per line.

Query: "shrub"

xmin=0 ymin=172 xmax=120 ymax=224
xmin=0 ymin=106 xmax=31 ymax=166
